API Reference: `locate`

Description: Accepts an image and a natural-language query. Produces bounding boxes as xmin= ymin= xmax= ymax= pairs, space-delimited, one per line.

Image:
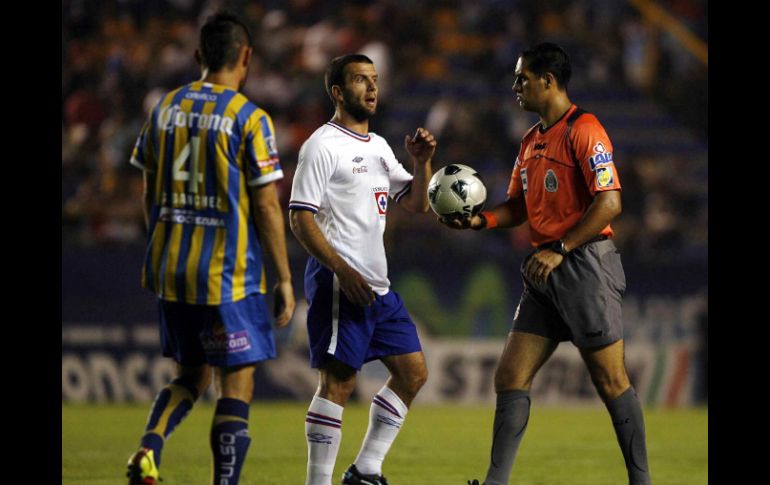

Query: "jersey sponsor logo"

xmin=352 ymin=156 xmax=364 ymax=164
xmin=588 ymin=141 xmax=613 ymax=171
xmin=184 ymin=91 xmax=217 ymax=102
xmin=353 ymin=165 xmax=368 ymax=174
xmin=201 ymin=327 xmax=252 ymax=354
xmin=374 ymin=191 xmax=388 ymax=214
xmin=380 ymin=157 xmax=389 ymax=172
xmin=157 ymin=104 xmax=234 ymax=135
xmin=596 ymin=166 xmax=614 ymax=188
xmin=257 ymin=156 xmax=280 ymax=169
xmin=544 ymin=169 xmax=558 ymax=192
xmin=520 ymin=168 xmax=528 ymax=195
xmin=158 ymin=207 xmax=226 ymax=227
xmin=534 ymin=142 xmax=547 ymax=150
xmin=265 ymin=135 xmax=278 ymax=155
xmin=217 ymin=432 xmax=237 ymax=483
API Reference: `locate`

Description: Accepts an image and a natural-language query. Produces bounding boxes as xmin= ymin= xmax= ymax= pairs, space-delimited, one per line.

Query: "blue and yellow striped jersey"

xmin=130 ymin=81 xmax=283 ymax=305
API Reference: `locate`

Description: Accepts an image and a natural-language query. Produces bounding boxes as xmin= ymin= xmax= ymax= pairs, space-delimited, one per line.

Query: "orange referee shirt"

xmin=507 ymin=104 xmax=621 ymax=247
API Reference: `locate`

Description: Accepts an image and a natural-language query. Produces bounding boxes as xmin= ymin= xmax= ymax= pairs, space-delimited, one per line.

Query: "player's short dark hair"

xmin=520 ymin=42 xmax=571 ymax=90
xmin=198 ymin=11 xmax=252 ymax=72
xmin=324 ymin=54 xmax=374 ymax=104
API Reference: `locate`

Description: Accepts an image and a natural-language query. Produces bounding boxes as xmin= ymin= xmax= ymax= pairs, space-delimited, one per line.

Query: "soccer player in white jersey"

xmin=289 ymin=54 xmax=436 ymax=485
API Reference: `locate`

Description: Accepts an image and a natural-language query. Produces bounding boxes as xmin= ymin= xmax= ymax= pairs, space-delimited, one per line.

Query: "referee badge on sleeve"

xmin=596 ymin=166 xmax=614 ymax=188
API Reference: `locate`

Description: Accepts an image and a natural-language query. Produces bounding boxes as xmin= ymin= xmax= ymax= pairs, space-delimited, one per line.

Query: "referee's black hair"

xmin=520 ymin=43 xmax=572 ymax=90
xmin=325 ymin=54 xmax=374 ymax=105
xmin=198 ymin=11 xmax=252 ymax=72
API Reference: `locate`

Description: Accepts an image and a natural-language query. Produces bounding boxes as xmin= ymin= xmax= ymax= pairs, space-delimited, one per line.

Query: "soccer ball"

xmin=427 ymin=164 xmax=487 ymax=219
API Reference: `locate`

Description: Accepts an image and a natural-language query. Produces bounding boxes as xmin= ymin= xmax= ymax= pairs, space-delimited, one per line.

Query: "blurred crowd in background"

xmin=62 ymin=0 xmax=707 ymax=267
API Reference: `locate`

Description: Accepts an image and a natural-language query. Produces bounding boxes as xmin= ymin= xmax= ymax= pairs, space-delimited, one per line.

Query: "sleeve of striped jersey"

xmin=571 ymin=118 xmax=621 ymax=195
xmin=289 ymin=138 xmax=335 ymax=214
xmin=246 ymin=111 xmax=284 ymax=186
xmin=383 ymin=144 xmax=414 ymax=202
xmin=129 ymin=118 xmax=156 ymax=173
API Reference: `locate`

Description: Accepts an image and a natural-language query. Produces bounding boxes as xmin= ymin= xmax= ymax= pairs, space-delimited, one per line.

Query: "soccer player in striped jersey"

xmin=289 ymin=54 xmax=436 ymax=485
xmin=125 ymin=11 xmax=295 ymax=485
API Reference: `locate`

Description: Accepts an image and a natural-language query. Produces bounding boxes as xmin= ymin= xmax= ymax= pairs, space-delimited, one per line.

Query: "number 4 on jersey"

xmin=173 ymin=136 xmax=204 ymax=194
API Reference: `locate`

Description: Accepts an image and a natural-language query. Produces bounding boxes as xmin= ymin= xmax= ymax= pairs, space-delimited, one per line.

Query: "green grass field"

xmin=62 ymin=402 xmax=707 ymax=484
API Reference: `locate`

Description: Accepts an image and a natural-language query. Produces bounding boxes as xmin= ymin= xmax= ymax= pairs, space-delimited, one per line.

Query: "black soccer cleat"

xmin=341 ymin=464 xmax=389 ymax=485
xmin=467 ymin=480 xmax=481 ymax=485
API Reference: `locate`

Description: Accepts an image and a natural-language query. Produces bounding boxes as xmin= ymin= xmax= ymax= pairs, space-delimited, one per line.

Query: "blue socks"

xmin=211 ymin=397 xmax=251 ymax=485
xmin=140 ymin=376 xmax=199 ymax=466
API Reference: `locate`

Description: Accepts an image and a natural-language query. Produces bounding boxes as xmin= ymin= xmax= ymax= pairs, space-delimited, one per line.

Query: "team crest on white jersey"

xmin=374 ymin=191 xmax=388 ymax=214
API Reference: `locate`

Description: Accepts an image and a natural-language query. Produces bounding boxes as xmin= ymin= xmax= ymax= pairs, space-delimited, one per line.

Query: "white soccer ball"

xmin=427 ymin=164 xmax=487 ymax=219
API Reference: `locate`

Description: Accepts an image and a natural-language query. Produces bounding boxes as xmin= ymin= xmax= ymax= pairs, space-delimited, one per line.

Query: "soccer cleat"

xmin=467 ymin=480 xmax=481 ymax=485
xmin=126 ymin=447 xmax=160 ymax=485
xmin=341 ymin=464 xmax=389 ymax=485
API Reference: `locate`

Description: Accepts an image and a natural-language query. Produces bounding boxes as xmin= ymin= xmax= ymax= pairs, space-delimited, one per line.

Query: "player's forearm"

xmin=251 ymin=185 xmax=292 ymax=283
xmin=486 ymin=196 xmax=528 ymax=229
xmin=561 ymin=190 xmax=621 ymax=252
xmin=289 ymin=210 xmax=351 ymax=274
xmin=401 ymin=159 xmax=432 ymax=213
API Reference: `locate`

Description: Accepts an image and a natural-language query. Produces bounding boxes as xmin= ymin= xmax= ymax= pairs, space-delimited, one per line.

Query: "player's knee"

xmin=590 ymin=370 xmax=630 ymax=401
xmin=494 ymin=365 xmax=532 ymax=393
xmin=319 ymin=374 xmax=357 ymax=405
xmin=409 ymin=366 xmax=428 ymax=393
xmin=392 ymin=367 xmax=427 ymax=397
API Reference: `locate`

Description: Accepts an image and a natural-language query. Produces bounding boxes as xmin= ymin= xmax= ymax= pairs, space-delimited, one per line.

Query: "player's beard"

xmin=342 ymin=91 xmax=375 ymax=122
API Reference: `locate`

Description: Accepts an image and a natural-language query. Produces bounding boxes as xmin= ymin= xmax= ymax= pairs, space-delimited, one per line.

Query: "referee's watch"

xmin=551 ymin=239 xmax=569 ymax=256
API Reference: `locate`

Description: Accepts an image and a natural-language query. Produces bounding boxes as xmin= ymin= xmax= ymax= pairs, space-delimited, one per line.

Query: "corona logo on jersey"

xmin=157 ymin=103 xmax=235 ymax=136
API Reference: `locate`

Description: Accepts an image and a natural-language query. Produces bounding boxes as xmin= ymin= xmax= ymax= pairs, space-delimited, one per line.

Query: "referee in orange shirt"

xmin=444 ymin=43 xmax=652 ymax=485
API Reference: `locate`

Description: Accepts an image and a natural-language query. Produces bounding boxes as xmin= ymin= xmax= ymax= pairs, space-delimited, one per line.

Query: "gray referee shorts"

xmin=512 ymin=238 xmax=626 ymax=349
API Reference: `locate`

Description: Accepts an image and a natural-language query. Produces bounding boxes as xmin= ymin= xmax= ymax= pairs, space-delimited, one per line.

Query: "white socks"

xmin=353 ymin=386 xmax=409 ymax=476
xmin=305 ymin=396 xmax=344 ymax=485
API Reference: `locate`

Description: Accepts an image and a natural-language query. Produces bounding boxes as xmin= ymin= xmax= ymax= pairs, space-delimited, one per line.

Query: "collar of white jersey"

xmin=326 ymin=121 xmax=371 ymax=142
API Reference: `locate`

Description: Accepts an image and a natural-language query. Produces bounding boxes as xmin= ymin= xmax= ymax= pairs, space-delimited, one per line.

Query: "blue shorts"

xmin=158 ymin=293 xmax=276 ymax=367
xmin=304 ymin=257 xmax=422 ymax=370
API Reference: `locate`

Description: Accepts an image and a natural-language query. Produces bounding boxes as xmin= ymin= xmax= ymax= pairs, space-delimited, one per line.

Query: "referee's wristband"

xmin=476 ymin=211 xmax=498 ymax=230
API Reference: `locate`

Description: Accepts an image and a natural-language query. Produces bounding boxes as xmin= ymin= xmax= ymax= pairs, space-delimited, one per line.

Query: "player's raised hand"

xmin=273 ymin=280 xmax=296 ymax=328
xmin=336 ymin=264 xmax=376 ymax=307
xmin=405 ymin=127 xmax=436 ymax=164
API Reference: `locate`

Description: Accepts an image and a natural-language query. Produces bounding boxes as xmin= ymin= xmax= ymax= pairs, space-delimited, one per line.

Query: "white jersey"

xmin=289 ymin=121 xmax=413 ymax=294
